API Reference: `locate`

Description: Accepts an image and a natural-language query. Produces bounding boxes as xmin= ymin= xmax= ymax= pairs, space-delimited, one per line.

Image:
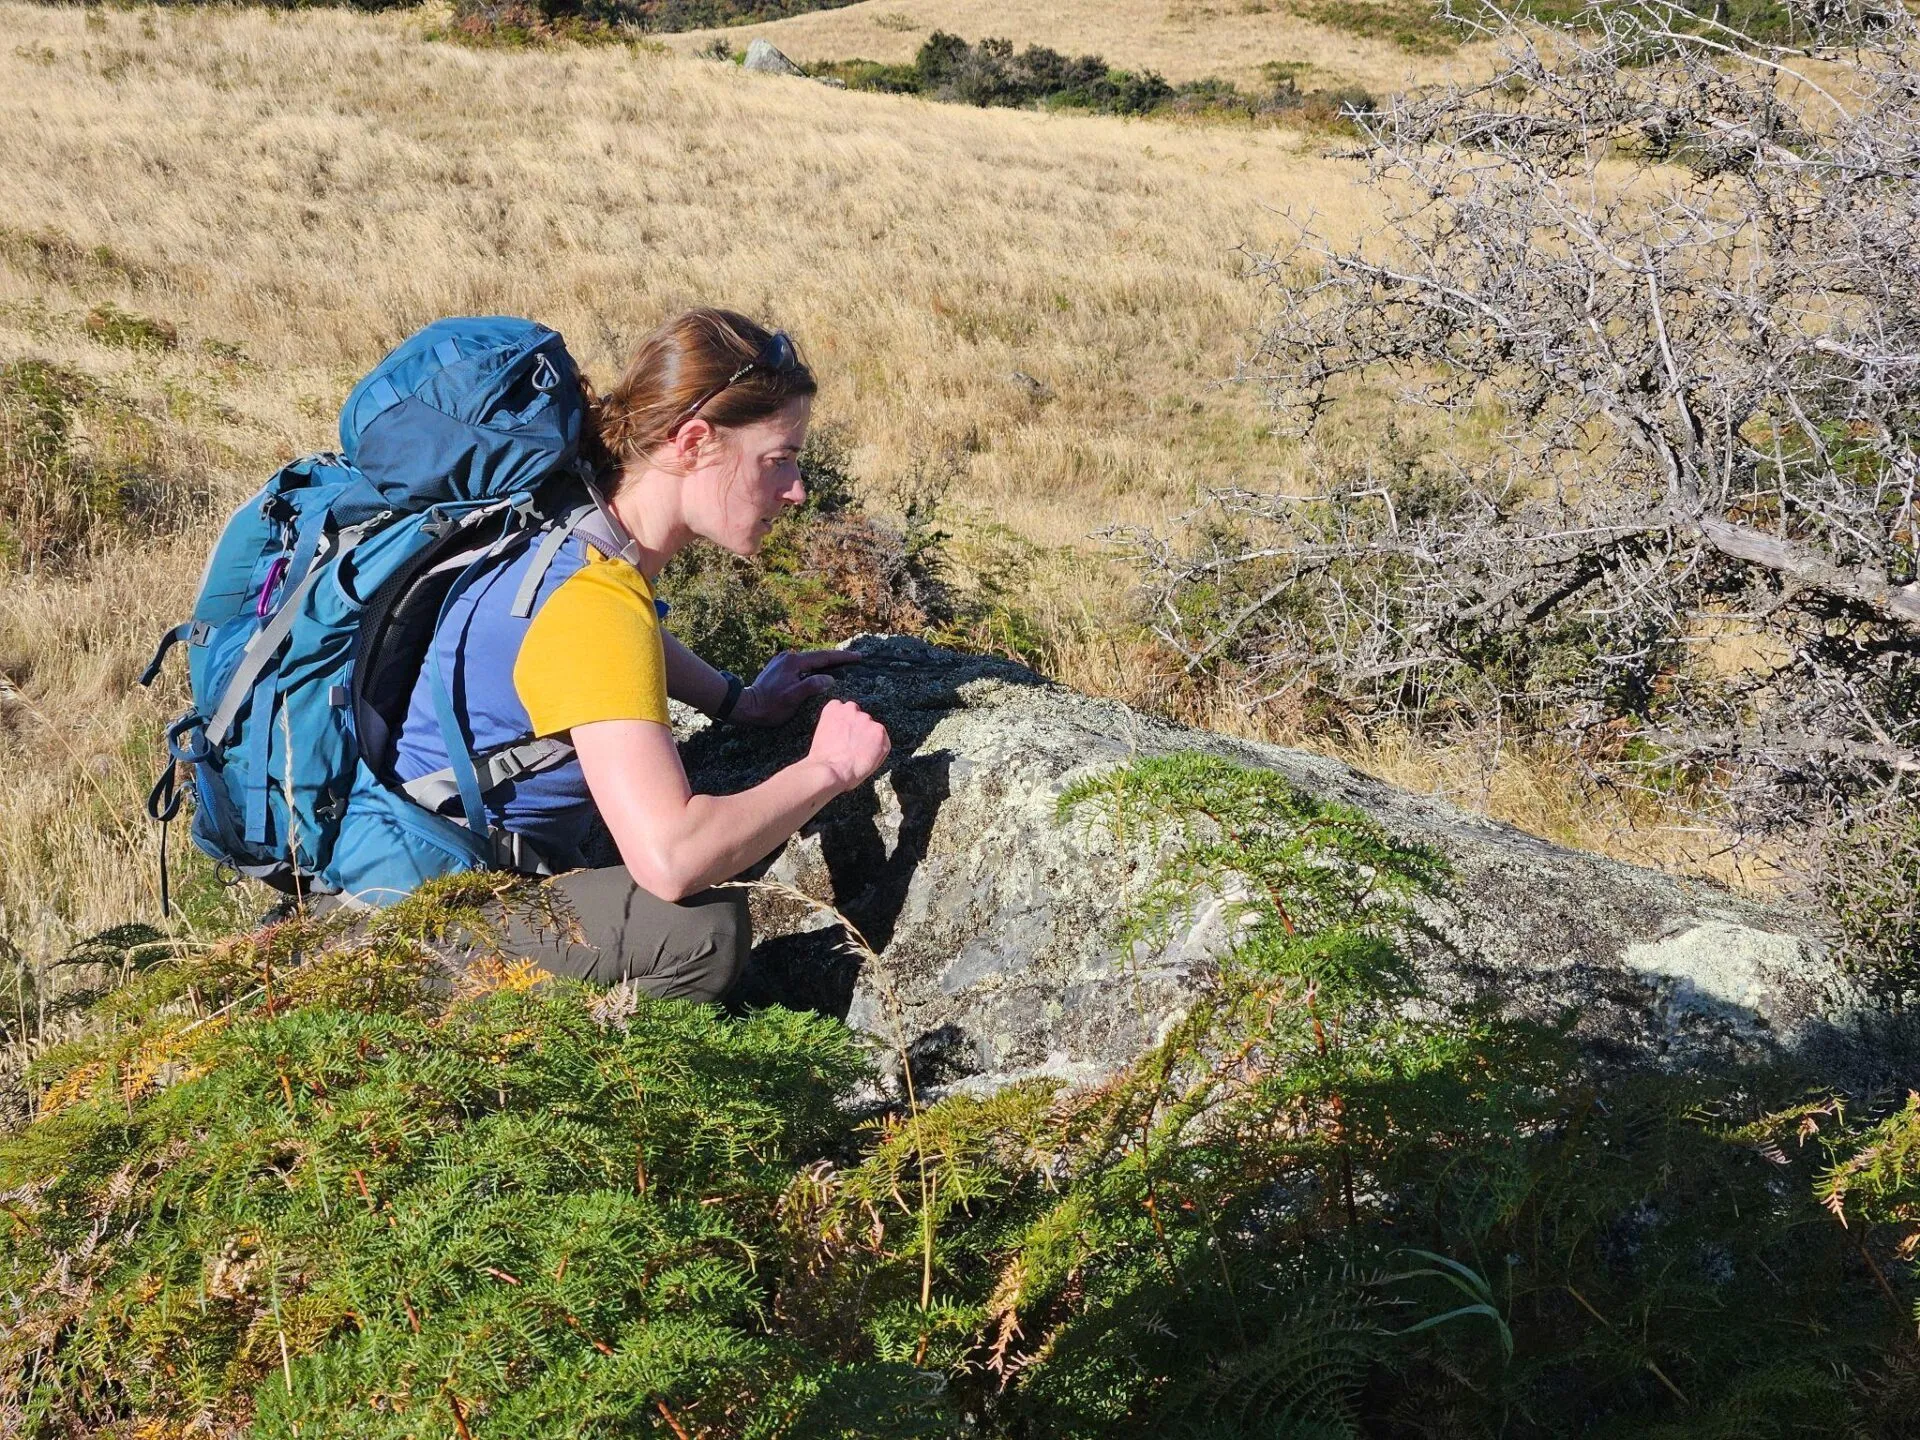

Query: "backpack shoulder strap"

xmin=575 ymin=478 xmax=646 ymax=571
xmin=510 ymin=502 xmax=596 ymax=619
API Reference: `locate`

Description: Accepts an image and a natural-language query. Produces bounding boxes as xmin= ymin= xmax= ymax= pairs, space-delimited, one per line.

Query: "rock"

xmin=741 ymin=39 xmax=806 ymax=77
xmin=679 ymin=638 xmax=1904 ymax=1096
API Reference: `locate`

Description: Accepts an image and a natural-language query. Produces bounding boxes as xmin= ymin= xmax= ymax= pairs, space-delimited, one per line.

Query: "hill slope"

xmin=662 ymin=0 xmax=1480 ymax=91
xmin=0 ymin=1 xmax=1375 ymax=945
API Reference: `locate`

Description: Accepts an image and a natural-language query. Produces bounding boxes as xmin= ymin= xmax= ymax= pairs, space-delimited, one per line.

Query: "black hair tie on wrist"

xmin=713 ymin=671 xmax=743 ymax=723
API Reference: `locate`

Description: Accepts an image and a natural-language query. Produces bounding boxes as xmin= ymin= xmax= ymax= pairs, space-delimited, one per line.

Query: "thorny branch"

xmin=1119 ymin=0 xmax=1920 ymax=864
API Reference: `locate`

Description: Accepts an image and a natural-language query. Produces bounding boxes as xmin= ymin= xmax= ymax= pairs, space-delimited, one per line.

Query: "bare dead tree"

xmin=1116 ymin=0 xmax=1920 ymax=983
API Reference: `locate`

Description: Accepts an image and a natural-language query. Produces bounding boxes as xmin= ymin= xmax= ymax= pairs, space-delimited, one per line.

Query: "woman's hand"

xmin=806 ymin=699 xmax=891 ymax=793
xmin=732 ymin=649 xmax=863 ymax=727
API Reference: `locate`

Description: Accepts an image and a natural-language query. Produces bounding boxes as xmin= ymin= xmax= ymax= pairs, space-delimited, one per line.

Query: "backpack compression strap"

xmin=400 ymin=734 xmax=577 ymax=816
xmin=204 ymin=520 xmax=377 ymax=748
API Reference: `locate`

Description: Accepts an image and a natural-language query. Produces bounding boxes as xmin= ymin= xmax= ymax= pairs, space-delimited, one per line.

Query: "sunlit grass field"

xmin=0 ymin=0 xmax=1395 ymax=948
xmin=0 ymin=0 xmax=1728 ymax=963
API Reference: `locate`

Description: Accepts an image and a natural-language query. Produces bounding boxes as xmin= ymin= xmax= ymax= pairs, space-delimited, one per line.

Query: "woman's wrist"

xmin=709 ymin=670 xmax=744 ymax=722
xmin=796 ymin=753 xmax=857 ymax=797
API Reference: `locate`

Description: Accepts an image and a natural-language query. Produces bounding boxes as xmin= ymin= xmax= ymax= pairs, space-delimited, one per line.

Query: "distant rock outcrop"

xmin=741 ymin=39 xmax=807 ymax=77
xmin=676 ymin=638 xmax=1898 ymax=1095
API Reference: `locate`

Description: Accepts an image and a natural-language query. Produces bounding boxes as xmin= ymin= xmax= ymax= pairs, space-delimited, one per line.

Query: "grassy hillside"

xmin=7 ymin=770 xmax=1914 ymax=1437
xmin=0 ymin=0 xmax=1740 ymax=971
xmin=0 ymin=0 xmax=1388 ymax=954
xmin=663 ymin=0 xmax=1482 ymax=92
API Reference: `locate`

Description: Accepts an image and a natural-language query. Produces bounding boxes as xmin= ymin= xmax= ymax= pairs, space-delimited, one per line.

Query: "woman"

xmin=391 ymin=309 xmax=891 ymax=1001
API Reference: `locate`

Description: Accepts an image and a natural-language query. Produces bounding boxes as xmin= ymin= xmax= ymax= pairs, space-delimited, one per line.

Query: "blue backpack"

xmin=142 ymin=316 xmax=620 ymax=908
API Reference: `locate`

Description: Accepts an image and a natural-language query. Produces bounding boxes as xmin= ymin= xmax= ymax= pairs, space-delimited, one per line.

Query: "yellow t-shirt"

xmin=513 ymin=549 xmax=670 ymax=736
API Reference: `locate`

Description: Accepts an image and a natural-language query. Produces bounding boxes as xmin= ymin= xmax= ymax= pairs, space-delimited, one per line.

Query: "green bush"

xmin=83 ymin=303 xmax=177 ymax=353
xmin=0 ymin=359 xmax=201 ymax=570
xmin=439 ymin=0 xmax=865 ymax=39
xmin=810 ymin=32 xmax=1368 ymax=130
xmin=1814 ymin=803 xmax=1920 ymax=1003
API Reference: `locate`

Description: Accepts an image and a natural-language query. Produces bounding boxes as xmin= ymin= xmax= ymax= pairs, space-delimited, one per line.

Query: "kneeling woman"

xmin=391 ymin=309 xmax=890 ymax=1001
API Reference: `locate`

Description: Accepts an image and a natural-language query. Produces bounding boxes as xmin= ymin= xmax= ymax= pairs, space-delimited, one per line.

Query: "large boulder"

xmin=681 ymin=638 xmax=1899 ymax=1094
xmin=741 ymin=39 xmax=807 ymax=77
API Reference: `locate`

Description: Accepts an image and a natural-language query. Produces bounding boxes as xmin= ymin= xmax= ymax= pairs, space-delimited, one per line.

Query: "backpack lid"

xmin=341 ymin=316 xmax=586 ymax=509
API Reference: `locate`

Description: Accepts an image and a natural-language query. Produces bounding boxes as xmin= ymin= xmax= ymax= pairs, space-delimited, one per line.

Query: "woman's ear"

xmin=668 ymin=417 xmax=714 ymax=469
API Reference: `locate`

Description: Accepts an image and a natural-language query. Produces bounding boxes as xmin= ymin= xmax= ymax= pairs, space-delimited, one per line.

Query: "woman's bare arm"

xmin=572 ymin=699 xmax=889 ymax=901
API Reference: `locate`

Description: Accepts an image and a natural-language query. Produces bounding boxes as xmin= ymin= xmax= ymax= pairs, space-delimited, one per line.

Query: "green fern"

xmin=4 ymin=758 xmax=1918 ymax=1435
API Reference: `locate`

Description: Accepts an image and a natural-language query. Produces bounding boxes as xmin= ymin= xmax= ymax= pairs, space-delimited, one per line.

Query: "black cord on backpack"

xmin=158 ymin=811 xmax=172 ymax=920
xmin=147 ymin=756 xmax=185 ymax=921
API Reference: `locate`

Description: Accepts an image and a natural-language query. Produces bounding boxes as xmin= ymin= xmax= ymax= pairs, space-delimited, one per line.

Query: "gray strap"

xmin=492 ymin=827 xmax=559 ymax=877
xmin=425 ymin=542 xmax=497 ymax=580
xmin=400 ymin=734 xmax=577 ymax=814
xmin=511 ymin=504 xmax=595 ymax=618
xmin=578 ymin=480 xmax=645 ymax=569
xmin=206 ymin=525 xmax=369 ymax=747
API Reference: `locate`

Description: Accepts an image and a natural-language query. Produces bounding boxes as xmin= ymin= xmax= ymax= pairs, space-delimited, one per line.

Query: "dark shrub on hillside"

xmin=631 ymin=0 xmax=860 ymax=24
xmin=812 ymin=32 xmax=1363 ymax=128
xmin=83 ymin=303 xmax=177 ymax=352
xmin=0 ymin=360 xmax=203 ymax=571
xmin=440 ymin=0 xmax=867 ymax=38
xmin=907 ymin=31 xmax=1171 ymax=115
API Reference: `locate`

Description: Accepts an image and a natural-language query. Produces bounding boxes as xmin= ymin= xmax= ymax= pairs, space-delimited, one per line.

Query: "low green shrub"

xmin=435 ymin=0 xmax=665 ymax=49
xmin=438 ymin=0 xmax=864 ymax=41
xmin=809 ymin=33 xmax=1373 ymax=131
xmin=83 ymin=303 xmax=177 ymax=353
xmin=1814 ymin=802 xmax=1920 ymax=1004
xmin=0 ymin=226 xmax=156 ymax=292
xmin=0 ymin=358 xmax=201 ymax=570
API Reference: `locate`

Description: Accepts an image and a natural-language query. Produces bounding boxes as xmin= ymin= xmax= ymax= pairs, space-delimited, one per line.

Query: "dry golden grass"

xmin=1029 ymin=595 xmax=1777 ymax=891
xmin=0 ymin=0 xmax=1381 ymax=953
xmin=0 ymin=1 xmax=1737 ymax=961
xmin=665 ymin=0 xmax=1482 ymax=93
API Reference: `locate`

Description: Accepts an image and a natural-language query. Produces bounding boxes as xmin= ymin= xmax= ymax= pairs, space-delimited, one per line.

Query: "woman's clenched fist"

xmin=805 ymin=699 xmax=891 ymax=793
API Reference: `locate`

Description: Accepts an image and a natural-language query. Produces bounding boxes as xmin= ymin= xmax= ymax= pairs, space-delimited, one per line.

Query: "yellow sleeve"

xmin=513 ymin=557 xmax=670 ymax=736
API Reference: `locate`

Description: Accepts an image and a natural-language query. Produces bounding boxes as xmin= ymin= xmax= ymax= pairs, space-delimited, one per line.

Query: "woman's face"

xmin=684 ymin=397 xmax=812 ymax=556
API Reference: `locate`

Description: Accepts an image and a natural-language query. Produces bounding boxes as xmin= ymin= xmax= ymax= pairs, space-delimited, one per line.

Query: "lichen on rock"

xmin=682 ymin=636 xmax=1890 ymax=1093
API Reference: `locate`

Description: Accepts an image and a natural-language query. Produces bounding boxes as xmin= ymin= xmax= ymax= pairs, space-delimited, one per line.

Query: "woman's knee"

xmin=682 ymin=887 xmax=752 ymax=1003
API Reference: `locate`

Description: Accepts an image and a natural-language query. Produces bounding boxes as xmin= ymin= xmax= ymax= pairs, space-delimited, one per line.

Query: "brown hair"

xmin=580 ymin=308 xmax=817 ymax=484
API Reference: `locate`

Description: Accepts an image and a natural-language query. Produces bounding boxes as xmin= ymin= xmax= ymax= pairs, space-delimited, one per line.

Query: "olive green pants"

xmin=498 ymin=866 xmax=752 ymax=1004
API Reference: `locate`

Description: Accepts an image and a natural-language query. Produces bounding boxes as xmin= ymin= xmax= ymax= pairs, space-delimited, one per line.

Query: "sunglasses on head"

xmin=670 ymin=331 xmax=799 ymax=436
